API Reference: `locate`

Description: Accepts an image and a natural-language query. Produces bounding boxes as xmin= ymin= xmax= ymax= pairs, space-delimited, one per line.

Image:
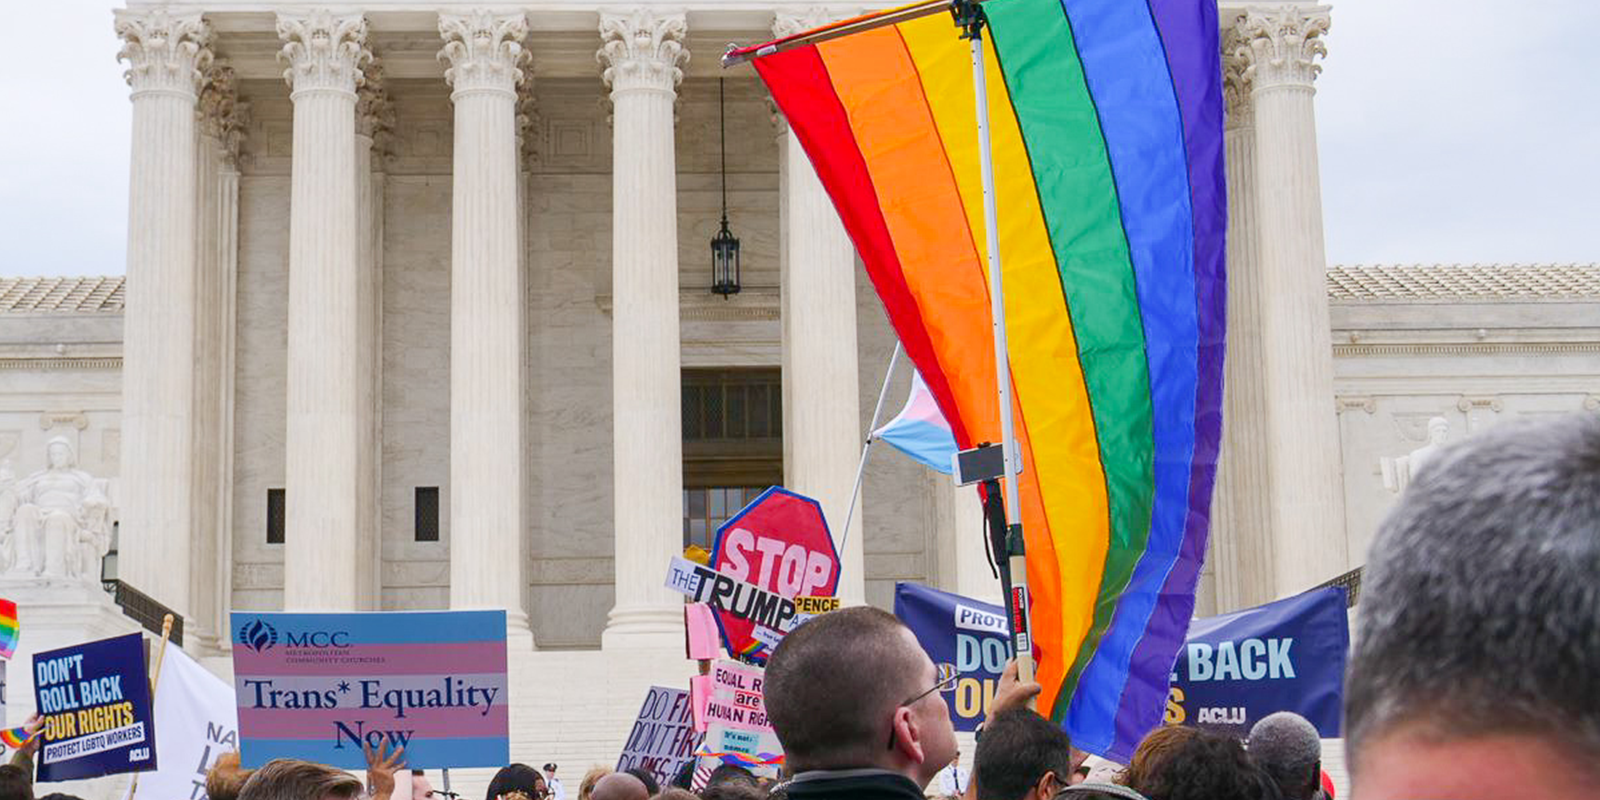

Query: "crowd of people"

xmin=2 ymin=416 xmax=1595 ymax=800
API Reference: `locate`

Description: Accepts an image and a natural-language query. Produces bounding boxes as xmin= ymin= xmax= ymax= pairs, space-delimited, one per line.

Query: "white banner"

xmin=130 ymin=647 xmax=239 ymax=800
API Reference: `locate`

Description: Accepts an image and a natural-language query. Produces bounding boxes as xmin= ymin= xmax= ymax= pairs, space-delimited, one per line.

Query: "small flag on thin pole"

xmin=0 ymin=598 xmax=18 ymax=659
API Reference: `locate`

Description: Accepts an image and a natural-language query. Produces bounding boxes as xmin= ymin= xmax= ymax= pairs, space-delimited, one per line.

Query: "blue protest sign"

xmin=894 ymin=584 xmax=1009 ymax=731
xmin=1167 ymin=587 xmax=1349 ymax=737
xmin=230 ymin=610 xmax=508 ymax=769
xmin=34 ymin=632 xmax=157 ymax=781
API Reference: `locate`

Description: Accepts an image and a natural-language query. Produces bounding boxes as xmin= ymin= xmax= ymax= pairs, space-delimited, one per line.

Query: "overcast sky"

xmin=2 ymin=1 xmax=1596 ymax=278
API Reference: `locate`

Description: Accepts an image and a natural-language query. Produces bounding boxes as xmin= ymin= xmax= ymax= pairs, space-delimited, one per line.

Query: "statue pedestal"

xmin=1 ymin=577 xmax=142 ymax=800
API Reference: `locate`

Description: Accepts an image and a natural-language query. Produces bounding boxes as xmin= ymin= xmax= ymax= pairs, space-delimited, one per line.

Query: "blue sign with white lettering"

xmin=33 ymin=632 xmax=157 ymax=782
xmin=1167 ymin=587 xmax=1349 ymax=737
xmin=894 ymin=583 xmax=1009 ymax=732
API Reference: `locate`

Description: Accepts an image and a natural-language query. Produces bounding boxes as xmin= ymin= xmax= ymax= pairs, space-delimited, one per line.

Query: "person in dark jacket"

xmin=763 ymin=607 xmax=1037 ymax=800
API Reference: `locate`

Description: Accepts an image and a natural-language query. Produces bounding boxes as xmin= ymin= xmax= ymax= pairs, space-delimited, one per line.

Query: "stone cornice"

xmin=1334 ymin=341 xmax=1600 ymax=359
xmin=1235 ymin=5 xmax=1330 ymax=91
xmin=597 ymin=9 xmax=689 ymax=96
xmin=276 ymin=10 xmax=370 ymax=98
xmin=438 ymin=11 xmax=531 ymax=97
xmin=115 ymin=9 xmax=213 ymax=100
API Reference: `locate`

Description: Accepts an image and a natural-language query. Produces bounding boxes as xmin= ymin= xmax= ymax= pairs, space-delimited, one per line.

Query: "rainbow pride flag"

xmin=735 ymin=0 xmax=1224 ymax=760
xmin=0 ymin=598 xmax=17 ymax=659
xmin=0 ymin=726 xmax=35 ymax=750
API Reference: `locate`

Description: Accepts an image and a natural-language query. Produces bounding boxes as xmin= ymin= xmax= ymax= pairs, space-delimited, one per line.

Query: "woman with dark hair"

xmin=1118 ymin=728 xmax=1279 ymax=800
xmin=486 ymin=765 xmax=548 ymax=800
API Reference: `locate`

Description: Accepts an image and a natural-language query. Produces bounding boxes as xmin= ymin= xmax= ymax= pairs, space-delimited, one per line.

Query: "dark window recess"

xmin=682 ymin=368 xmax=783 ymax=550
xmin=415 ymin=487 xmax=441 ymax=542
xmin=266 ymin=488 xmax=286 ymax=544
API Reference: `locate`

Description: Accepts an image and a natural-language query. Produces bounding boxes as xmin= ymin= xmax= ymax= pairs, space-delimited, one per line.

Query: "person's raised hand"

xmin=987 ymin=658 xmax=1042 ymax=721
xmin=21 ymin=713 xmax=42 ymax=756
xmin=363 ymin=740 xmax=407 ymax=800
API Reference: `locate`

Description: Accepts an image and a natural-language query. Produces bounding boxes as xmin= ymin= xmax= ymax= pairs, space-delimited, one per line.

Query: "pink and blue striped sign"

xmin=230 ymin=610 xmax=508 ymax=769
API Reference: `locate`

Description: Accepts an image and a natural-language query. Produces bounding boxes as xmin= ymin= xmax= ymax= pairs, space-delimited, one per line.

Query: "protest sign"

xmin=616 ymin=686 xmax=700 ymax=788
xmin=709 ymin=487 xmax=840 ymax=662
xmin=665 ymin=558 xmax=806 ymax=639
xmin=131 ymin=646 xmax=238 ymax=800
xmin=697 ymin=660 xmax=771 ymax=733
xmin=1167 ymin=587 xmax=1348 ymax=737
xmin=33 ymin=632 xmax=156 ymax=781
xmin=684 ymin=604 xmax=720 ymax=661
xmin=230 ymin=609 xmax=508 ymax=769
xmin=894 ymin=584 xmax=1006 ymax=731
xmin=698 ymin=725 xmax=783 ymax=780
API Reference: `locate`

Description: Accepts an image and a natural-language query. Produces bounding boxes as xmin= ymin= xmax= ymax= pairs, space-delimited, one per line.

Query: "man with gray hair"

xmin=1344 ymin=414 xmax=1600 ymax=799
xmin=1247 ymin=712 xmax=1321 ymax=800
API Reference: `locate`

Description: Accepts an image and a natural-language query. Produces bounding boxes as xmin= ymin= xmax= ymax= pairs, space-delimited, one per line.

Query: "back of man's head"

xmin=973 ymin=709 xmax=1072 ymax=800
xmin=763 ymin=606 xmax=925 ymax=769
xmin=207 ymin=752 xmax=255 ymax=800
xmin=238 ymin=760 xmax=362 ymax=800
xmin=1247 ymin=712 xmax=1321 ymax=800
xmin=1346 ymin=414 xmax=1600 ymax=798
xmin=0 ymin=766 xmax=31 ymax=800
xmin=589 ymin=773 xmax=648 ymax=800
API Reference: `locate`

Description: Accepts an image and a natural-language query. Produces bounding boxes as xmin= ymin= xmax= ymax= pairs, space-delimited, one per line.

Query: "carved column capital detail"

xmin=1234 ymin=6 xmax=1331 ymax=91
xmin=115 ymin=9 xmax=213 ymax=99
xmin=1221 ymin=23 xmax=1253 ymax=129
xmin=439 ymin=11 xmax=530 ymax=97
xmin=276 ymin=11 xmax=371 ymax=97
xmin=516 ymin=78 xmax=540 ymax=167
xmin=356 ymin=62 xmax=396 ymax=145
xmin=199 ymin=63 xmax=250 ymax=165
xmin=772 ymin=8 xmax=846 ymax=39
xmin=597 ymin=10 xmax=689 ymax=96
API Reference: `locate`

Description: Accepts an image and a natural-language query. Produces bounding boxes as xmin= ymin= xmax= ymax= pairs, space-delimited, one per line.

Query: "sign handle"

xmin=127 ymin=614 xmax=175 ymax=800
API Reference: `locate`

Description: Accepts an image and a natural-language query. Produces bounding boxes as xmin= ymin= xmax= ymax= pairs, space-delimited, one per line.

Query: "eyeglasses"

xmin=887 ymin=663 xmax=959 ymax=749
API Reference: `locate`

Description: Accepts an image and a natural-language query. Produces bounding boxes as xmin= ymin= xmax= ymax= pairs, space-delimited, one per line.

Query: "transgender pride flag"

xmin=873 ymin=370 xmax=958 ymax=474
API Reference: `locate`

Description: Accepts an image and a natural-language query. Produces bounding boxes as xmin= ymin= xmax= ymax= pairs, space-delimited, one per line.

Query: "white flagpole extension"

xmin=965 ymin=9 xmax=1035 ymax=684
xmin=836 ymin=342 xmax=902 ymax=562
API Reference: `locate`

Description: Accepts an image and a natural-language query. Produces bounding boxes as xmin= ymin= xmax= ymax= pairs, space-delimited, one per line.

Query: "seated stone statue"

xmin=1381 ymin=416 xmax=1451 ymax=493
xmin=0 ymin=437 xmax=111 ymax=580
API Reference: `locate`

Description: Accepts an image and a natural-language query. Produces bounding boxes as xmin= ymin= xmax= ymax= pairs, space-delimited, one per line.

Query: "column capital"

xmin=597 ymin=9 xmax=689 ymax=96
xmin=772 ymin=7 xmax=853 ymax=40
xmin=356 ymin=62 xmax=396 ymax=144
xmin=199 ymin=63 xmax=250 ymax=165
xmin=439 ymin=11 xmax=530 ymax=98
xmin=1221 ymin=24 xmax=1253 ymax=129
xmin=1234 ymin=5 xmax=1331 ymax=91
xmin=516 ymin=79 xmax=540 ymax=167
xmin=115 ymin=9 xmax=213 ymax=99
xmin=276 ymin=11 xmax=370 ymax=98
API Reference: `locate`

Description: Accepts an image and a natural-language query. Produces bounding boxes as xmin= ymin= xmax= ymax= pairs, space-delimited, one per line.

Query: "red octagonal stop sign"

xmin=710 ymin=486 xmax=841 ymax=662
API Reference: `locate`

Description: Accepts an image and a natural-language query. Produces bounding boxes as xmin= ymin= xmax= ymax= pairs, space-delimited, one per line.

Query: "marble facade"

xmin=2 ymin=0 xmax=1599 ymax=793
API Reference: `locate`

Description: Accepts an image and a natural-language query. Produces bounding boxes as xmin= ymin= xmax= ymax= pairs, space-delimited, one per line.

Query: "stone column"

xmin=356 ymin=64 xmax=392 ymax=611
xmin=440 ymin=11 xmax=535 ymax=645
xmin=597 ymin=9 xmax=689 ymax=649
xmin=1203 ymin=28 xmax=1276 ymax=614
xmin=771 ymin=11 xmax=867 ymax=606
xmin=190 ymin=63 xmax=244 ymax=648
xmin=277 ymin=11 xmax=371 ymax=611
xmin=114 ymin=9 xmax=211 ymax=620
xmin=1236 ymin=6 xmax=1348 ymax=596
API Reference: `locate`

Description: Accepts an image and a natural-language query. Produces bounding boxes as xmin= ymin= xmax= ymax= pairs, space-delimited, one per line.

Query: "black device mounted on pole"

xmin=957 ymin=443 xmax=1026 ymax=659
xmin=949 ymin=0 xmax=986 ymax=40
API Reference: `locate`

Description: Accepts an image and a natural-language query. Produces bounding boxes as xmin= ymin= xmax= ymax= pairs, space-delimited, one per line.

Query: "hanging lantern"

xmin=711 ymin=77 xmax=741 ymax=297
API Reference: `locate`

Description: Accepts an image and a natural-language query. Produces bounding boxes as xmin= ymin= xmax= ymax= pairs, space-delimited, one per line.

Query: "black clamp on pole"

xmin=950 ymin=0 xmax=986 ymax=40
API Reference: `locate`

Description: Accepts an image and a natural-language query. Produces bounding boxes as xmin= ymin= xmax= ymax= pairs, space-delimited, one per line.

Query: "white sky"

xmin=1 ymin=0 xmax=1596 ymax=278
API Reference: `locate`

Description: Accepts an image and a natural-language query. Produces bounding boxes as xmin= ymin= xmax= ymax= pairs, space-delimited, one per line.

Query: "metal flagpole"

xmin=955 ymin=0 xmax=1035 ymax=684
xmin=837 ymin=342 xmax=902 ymax=559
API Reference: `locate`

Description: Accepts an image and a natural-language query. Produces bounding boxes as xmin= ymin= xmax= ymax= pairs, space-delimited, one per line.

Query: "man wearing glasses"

xmin=764 ymin=607 xmax=1038 ymax=800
